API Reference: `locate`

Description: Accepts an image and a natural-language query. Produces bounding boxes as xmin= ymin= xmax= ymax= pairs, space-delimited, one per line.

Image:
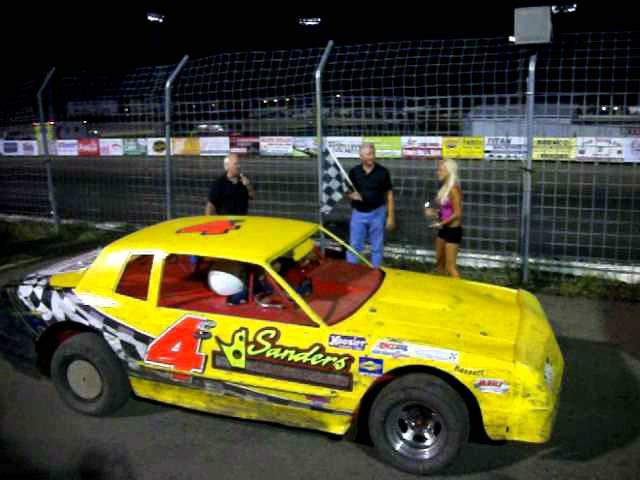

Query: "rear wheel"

xmin=51 ymin=332 xmax=131 ymax=416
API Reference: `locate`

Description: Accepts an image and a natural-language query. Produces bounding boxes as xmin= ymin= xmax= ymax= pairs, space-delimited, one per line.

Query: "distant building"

xmin=463 ymin=104 xmax=640 ymax=137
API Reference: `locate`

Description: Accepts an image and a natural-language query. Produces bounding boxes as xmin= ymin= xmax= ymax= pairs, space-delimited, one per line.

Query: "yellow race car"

xmin=0 ymin=216 xmax=564 ymax=474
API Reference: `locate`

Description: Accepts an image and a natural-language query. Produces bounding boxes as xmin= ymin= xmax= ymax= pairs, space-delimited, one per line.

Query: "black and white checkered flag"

xmin=321 ymin=147 xmax=353 ymax=215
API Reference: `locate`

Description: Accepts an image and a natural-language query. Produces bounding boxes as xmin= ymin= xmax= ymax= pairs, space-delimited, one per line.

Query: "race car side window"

xmin=115 ymin=254 xmax=154 ymax=301
xmin=157 ymin=254 xmax=315 ymax=326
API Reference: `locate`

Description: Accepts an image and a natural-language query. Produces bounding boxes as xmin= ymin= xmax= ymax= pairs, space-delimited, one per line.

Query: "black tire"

xmin=50 ymin=332 xmax=131 ymax=416
xmin=368 ymin=373 xmax=469 ymax=475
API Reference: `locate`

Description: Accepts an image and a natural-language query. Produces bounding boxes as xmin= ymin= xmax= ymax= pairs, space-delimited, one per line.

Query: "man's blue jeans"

xmin=347 ymin=206 xmax=386 ymax=268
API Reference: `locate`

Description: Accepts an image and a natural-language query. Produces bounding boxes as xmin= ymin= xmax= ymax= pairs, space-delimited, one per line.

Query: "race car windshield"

xmin=272 ymin=241 xmax=384 ymax=325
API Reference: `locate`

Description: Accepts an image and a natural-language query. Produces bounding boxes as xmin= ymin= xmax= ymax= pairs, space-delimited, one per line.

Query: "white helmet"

xmin=208 ymin=270 xmax=244 ymax=296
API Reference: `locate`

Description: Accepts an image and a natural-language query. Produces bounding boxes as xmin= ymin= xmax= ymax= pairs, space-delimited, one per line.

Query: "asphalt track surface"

xmin=1 ymin=157 xmax=639 ymax=265
xmin=1 ymin=258 xmax=640 ymax=480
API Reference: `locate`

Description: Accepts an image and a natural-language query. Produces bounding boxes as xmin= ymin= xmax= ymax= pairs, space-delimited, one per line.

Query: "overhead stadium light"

xmin=551 ymin=4 xmax=577 ymax=14
xmin=147 ymin=12 xmax=165 ymax=23
xmin=299 ymin=17 xmax=321 ymax=26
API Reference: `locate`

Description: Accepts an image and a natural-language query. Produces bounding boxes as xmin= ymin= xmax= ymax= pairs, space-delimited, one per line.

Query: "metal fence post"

xmin=164 ymin=55 xmax=189 ymax=220
xmin=315 ymin=40 xmax=334 ymax=229
xmin=37 ymin=67 xmax=59 ymax=231
xmin=521 ymin=54 xmax=537 ymax=283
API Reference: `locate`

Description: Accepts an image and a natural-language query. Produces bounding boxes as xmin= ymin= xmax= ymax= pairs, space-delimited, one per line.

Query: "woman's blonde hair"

xmin=437 ymin=159 xmax=460 ymax=203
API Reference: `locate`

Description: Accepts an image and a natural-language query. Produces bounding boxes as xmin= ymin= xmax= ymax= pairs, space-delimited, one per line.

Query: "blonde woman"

xmin=425 ymin=160 xmax=463 ymax=278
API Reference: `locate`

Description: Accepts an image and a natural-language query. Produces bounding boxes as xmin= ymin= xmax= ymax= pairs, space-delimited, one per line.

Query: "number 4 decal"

xmin=144 ymin=316 xmax=215 ymax=373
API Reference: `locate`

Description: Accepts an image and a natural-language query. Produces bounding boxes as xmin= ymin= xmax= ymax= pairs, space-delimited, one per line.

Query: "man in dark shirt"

xmin=205 ymin=153 xmax=255 ymax=215
xmin=346 ymin=143 xmax=395 ymax=267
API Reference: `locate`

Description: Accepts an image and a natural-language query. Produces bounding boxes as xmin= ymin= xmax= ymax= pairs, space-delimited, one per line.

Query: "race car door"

xmin=146 ymin=253 xmax=357 ymax=432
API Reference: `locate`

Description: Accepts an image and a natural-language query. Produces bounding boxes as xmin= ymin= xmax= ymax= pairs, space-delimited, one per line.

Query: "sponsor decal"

xmin=401 ymin=136 xmax=442 ymax=159
xmin=372 ymin=339 xmax=459 ymax=363
xmin=328 ymin=334 xmax=367 ymax=351
xmin=124 ymin=138 xmax=147 ymax=155
xmin=474 ymin=378 xmax=510 ymax=394
xmin=372 ymin=340 xmax=409 ymax=358
xmin=153 ymin=140 xmax=166 ymax=153
xmin=56 ymin=140 xmax=79 ymax=156
xmin=362 ymin=136 xmax=402 ymax=158
xmin=214 ymin=327 xmax=354 ymax=390
xmin=230 ymin=136 xmax=259 ymax=154
xmin=78 ymin=139 xmax=99 ymax=156
xmin=576 ymin=137 xmax=624 ymax=161
xmin=358 ymin=357 xmax=384 ymax=377
xmin=442 ymin=136 xmax=484 ymax=159
xmin=22 ymin=141 xmax=38 ymax=155
xmin=259 ymin=136 xmax=294 ymax=156
xmin=99 ymin=139 xmax=124 ymax=156
xmin=484 ymin=136 xmax=527 ymax=160
xmin=3 ymin=141 xmax=19 ymax=154
xmin=292 ymin=137 xmax=318 ymax=157
xmin=325 ymin=137 xmax=362 ymax=158
xmin=533 ymin=137 xmax=576 ymax=161
xmin=200 ymin=137 xmax=230 ymax=156
xmin=624 ymin=137 xmax=640 ymax=163
xmin=177 ymin=219 xmax=243 ymax=235
xmin=454 ymin=365 xmax=485 ymax=376
xmin=146 ymin=138 xmax=167 ymax=156
xmin=144 ymin=316 xmax=209 ymax=373
xmin=172 ymin=137 xmax=201 ymax=155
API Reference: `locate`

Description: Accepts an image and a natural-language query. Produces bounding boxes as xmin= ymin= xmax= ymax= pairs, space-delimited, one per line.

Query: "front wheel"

xmin=50 ymin=332 xmax=131 ymax=416
xmin=368 ymin=373 xmax=469 ymax=475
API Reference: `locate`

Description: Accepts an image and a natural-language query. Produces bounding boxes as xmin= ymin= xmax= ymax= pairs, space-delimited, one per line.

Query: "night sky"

xmin=3 ymin=2 xmax=635 ymax=76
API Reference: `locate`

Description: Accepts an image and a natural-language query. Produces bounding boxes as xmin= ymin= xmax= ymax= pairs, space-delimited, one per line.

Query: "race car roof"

xmin=106 ymin=216 xmax=318 ymax=264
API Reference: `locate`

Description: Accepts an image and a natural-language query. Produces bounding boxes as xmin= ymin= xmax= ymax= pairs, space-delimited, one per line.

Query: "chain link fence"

xmin=1 ymin=32 xmax=639 ymax=280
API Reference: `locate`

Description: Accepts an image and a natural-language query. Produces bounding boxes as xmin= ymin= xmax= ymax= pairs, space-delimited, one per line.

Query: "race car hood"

xmin=358 ymin=268 xmax=522 ymax=362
